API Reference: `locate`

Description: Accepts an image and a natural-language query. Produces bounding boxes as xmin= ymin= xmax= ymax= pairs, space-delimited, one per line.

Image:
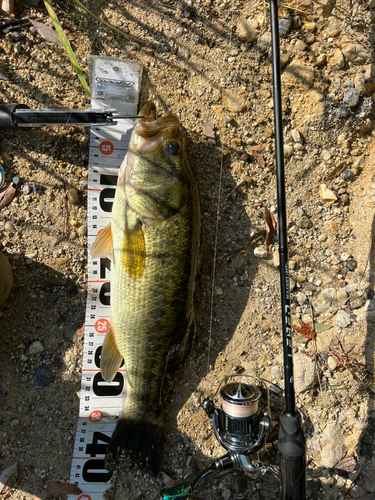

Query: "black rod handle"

xmin=279 ymin=413 xmax=306 ymax=499
xmin=0 ymin=104 xmax=31 ymax=130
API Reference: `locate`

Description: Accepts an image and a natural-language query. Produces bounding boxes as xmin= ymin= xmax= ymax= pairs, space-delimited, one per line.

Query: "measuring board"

xmin=68 ymin=57 xmax=142 ymax=500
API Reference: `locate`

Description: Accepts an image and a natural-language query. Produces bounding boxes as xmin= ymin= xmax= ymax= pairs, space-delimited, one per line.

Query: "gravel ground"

xmin=1 ymin=0 xmax=375 ymax=499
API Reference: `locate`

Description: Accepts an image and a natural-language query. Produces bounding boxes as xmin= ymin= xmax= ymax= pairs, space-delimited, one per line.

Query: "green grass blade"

xmin=43 ymin=0 xmax=91 ymax=97
xmin=69 ymin=0 xmax=146 ymax=45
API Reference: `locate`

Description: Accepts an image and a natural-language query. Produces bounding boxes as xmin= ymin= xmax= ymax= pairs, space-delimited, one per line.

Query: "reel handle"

xmin=160 ymin=483 xmax=191 ymax=500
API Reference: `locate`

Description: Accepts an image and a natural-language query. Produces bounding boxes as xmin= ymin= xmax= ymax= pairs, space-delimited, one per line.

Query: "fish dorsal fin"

xmin=91 ymin=223 xmax=113 ymax=259
xmin=123 ymin=221 xmax=146 ymax=278
xmin=100 ymin=323 xmax=124 ymax=383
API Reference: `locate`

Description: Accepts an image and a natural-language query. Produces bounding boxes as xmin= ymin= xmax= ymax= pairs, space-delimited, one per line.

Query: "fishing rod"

xmin=269 ymin=0 xmax=306 ymax=497
xmin=160 ymin=1 xmax=306 ymax=499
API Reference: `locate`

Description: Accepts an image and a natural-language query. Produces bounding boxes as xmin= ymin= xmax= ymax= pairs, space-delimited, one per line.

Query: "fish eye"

xmin=166 ymin=141 xmax=180 ymax=155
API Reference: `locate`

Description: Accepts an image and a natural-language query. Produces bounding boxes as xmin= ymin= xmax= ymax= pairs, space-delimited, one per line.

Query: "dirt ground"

xmin=1 ymin=0 xmax=375 ymax=499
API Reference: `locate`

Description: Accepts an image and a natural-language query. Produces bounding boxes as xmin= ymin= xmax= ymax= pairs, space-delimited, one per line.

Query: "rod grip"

xmin=278 ymin=412 xmax=306 ymax=499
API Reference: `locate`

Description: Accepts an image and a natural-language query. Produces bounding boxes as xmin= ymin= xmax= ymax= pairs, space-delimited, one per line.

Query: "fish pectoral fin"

xmin=122 ymin=221 xmax=146 ymax=278
xmin=100 ymin=324 xmax=124 ymax=383
xmin=91 ymin=223 xmax=113 ymax=259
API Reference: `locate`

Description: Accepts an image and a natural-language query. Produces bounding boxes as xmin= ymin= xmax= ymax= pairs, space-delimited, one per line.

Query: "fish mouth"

xmin=132 ymin=102 xmax=181 ymax=153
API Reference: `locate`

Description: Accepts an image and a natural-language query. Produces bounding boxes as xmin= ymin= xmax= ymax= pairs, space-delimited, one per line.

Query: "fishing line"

xmin=207 ymin=152 xmax=224 ymax=375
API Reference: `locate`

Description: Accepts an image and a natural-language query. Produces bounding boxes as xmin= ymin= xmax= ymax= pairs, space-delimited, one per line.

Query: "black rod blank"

xmin=269 ymin=1 xmax=306 ymax=498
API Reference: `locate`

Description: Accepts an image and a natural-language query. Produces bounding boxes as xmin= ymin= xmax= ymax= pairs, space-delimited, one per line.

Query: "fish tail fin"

xmin=106 ymin=418 xmax=163 ymax=475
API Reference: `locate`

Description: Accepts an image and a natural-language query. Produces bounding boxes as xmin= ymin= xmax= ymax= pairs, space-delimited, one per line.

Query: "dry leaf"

xmin=76 ymin=322 xmax=85 ymax=339
xmin=34 ymin=482 xmax=82 ymax=500
xmin=30 ymin=20 xmax=64 ymax=48
xmin=293 ymin=324 xmax=315 ymax=340
xmin=203 ymin=122 xmax=215 ymax=145
xmin=0 ymin=463 xmax=18 ymax=498
xmin=160 ymin=471 xmax=179 ymax=488
xmin=325 ymin=164 xmax=346 ymax=181
xmin=264 ymin=206 xmax=276 ymax=251
xmin=63 ymin=29 xmax=76 ymax=41
xmin=0 ymin=182 xmax=17 ymax=211
xmin=248 ymin=143 xmax=266 ymax=169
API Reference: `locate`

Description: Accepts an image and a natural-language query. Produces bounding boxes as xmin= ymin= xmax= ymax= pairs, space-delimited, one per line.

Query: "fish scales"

xmin=91 ymin=102 xmax=200 ymax=475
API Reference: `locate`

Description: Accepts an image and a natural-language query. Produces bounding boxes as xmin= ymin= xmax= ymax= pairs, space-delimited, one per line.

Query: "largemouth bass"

xmin=91 ymin=102 xmax=200 ymax=475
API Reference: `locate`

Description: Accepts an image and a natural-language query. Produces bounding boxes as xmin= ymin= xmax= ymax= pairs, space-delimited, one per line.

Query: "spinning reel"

xmin=160 ymin=375 xmax=281 ymax=500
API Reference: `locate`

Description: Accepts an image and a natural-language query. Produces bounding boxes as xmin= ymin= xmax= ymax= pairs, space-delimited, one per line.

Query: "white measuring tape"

xmin=68 ymin=57 xmax=142 ymax=500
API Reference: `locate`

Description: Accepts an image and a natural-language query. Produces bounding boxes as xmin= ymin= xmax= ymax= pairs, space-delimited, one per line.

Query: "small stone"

xmin=29 ymin=340 xmax=44 ymax=354
xmin=328 ymin=356 xmax=338 ymax=370
xmin=69 ymin=220 xmax=78 ymax=227
xmin=340 ymin=252 xmax=351 ymax=262
xmin=78 ymin=224 xmax=87 ymax=236
xmin=295 ymin=40 xmax=307 ymax=51
xmin=291 ymin=129 xmax=301 ymax=143
xmin=345 ymin=259 xmax=357 ymax=271
xmin=297 ymin=217 xmax=312 ymax=229
xmin=341 ymin=169 xmax=353 ymax=181
xmin=350 ymin=296 xmax=366 ymax=309
xmin=280 ymin=52 xmax=290 ymax=68
xmin=215 ymin=286 xmax=223 ymax=296
xmin=222 ymin=90 xmax=250 ymax=113
xmin=35 ymin=364 xmax=55 ymax=387
xmin=284 ymin=144 xmax=294 ymax=158
xmin=279 ymin=18 xmax=292 ymax=38
xmin=66 ymin=188 xmax=79 ymax=205
xmin=319 ymin=184 xmax=337 ymax=203
xmin=237 ymin=18 xmax=259 ymax=43
xmin=258 ymin=33 xmax=272 ymax=53
xmin=327 ymin=48 xmax=345 ymax=68
xmin=4 ymin=221 xmax=15 ymax=233
xmin=304 ymin=21 xmax=316 ymax=32
xmin=335 ymin=309 xmax=351 ymax=328
xmin=264 ymin=126 xmax=273 ymax=138
xmin=254 ymin=247 xmax=269 ymax=259
xmin=22 ymin=184 xmax=31 ymax=195
xmin=222 ymin=489 xmax=232 ymax=500
xmin=336 ymin=289 xmax=348 ymax=304
xmin=296 ymin=275 xmax=305 ymax=283
xmin=342 ymin=43 xmax=370 ymax=65
xmin=273 ymin=252 xmax=280 ymax=268
xmin=20 ymin=354 xmax=28 ymax=362
xmin=282 ymin=59 xmax=314 ymax=88
xmin=296 ymin=292 xmax=307 ymax=306
xmin=343 ymin=88 xmax=360 ymax=107
xmin=319 ymin=422 xmax=347 ymax=468
xmin=10 ymin=419 xmax=20 ymax=427
xmin=341 ymin=194 xmax=350 ymax=205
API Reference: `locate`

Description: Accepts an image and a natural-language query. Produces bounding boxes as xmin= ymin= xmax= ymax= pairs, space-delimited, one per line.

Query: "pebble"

xmin=221 ymin=90 xmax=249 ymax=113
xmin=342 ymin=43 xmax=370 ymax=65
xmin=66 ymin=188 xmax=79 ymax=205
xmin=273 ymin=251 xmax=280 ymax=267
xmin=341 ymin=169 xmax=353 ymax=181
xmin=343 ymin=88 xmax=360 ymax=107
xmin=296 ymin=292 xmax=307 ymax=306
xmin=319 ymin=184 xmax=337 ymax=203
xmin=297 ymin=217 xmax=312 ymax=229
xmin=10 ymin=419 xmax=20 ymax=427
xmin=327 ymin=48 xmax=345 ymax=68
xmin=28 ymin=340 xmax=44 ymax=354
xmin=254 ymin=247 xmax=269 ymax=259
xmin=35 ymin=364 xmax=55 ymax=387
xmin=304 ymin=21 xmax=316 ymax=32
xmin=284 ymin=144 xmax=294 ymax=158
xmin=278 ymin=18 xmax=292 ymax=38
xmin=335 ymin=309 xmax=351 ymax=328
xmin=291 ymin=129 xmax=301 ymax=143
xmin=237 ymin=18 xmax=259 ymax=43
xmin=69 ymin=220 xmax=78 ymax=227
xmin=4 ymin=221 xmax=15 ymax=232
xmin=22 ymin=184 xmax=31 ymax=195
xmin=345 ymin=259 xmax=357 ymax=271
xmin=78 ymin=224 xmax=87 ymax=236
xmin=340 ymin=252 xmax=351 ymax=262
xmin=222 ymin=489 xmax=232 ymax=500
xmin=258 ymin=33 xmax=272 ymax=53
xmin=328 ymin=356 xmax=338 ymax=370
xmin=336 ymin=289 xmax=347 ymax=304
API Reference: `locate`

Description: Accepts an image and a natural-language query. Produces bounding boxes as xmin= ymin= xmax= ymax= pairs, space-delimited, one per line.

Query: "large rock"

xmin=319 ymin=422 xmax=347 ymax=468
xmin=293 ymin=353 xmax=317 ymax=393
xmin=0 ymin=252 xmax=13 ymax=308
